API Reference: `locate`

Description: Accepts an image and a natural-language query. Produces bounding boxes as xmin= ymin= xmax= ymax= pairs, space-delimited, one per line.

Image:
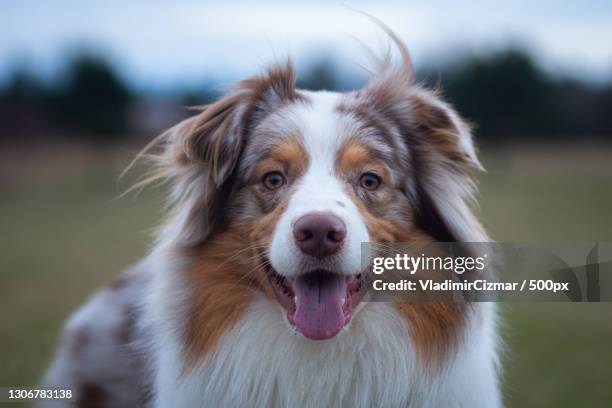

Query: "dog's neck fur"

xmin=144 ymin=248 xmax=501 ymax=408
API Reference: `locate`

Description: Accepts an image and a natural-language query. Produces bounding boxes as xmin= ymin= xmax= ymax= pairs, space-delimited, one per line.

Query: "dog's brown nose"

xmin=293 ymin=212 xmax=346 ymax=258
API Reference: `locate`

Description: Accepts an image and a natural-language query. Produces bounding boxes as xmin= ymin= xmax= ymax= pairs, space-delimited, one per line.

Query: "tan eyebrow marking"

xmin=337 ymin=141 xmax=370 ymax=172
xmin=336 ymin=139 xmax=388 ymax=178
xmin=252 ymin=136 xmax=309 ymax=181
xmin=270 ymin=137 xmax=308 ymax=175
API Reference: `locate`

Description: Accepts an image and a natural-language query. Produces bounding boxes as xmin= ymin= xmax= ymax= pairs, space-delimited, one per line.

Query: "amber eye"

xmin=359 ymin=173 xmax=381 ymax=190
xmin=262 ymin=171 xmax=285 ymax=190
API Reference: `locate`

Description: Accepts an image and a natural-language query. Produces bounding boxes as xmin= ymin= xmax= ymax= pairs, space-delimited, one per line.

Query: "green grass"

xmin=0 ymin=147 xmax=163 ymax=386
xmin=477 ymin=144 xmax=612 ymax=407
xmin=0 ymin=142 xmax=611 ymax=407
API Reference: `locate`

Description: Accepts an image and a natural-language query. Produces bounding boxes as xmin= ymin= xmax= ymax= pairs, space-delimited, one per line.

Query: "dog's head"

xmin=146 ymin=33 xmax=485 ymax=354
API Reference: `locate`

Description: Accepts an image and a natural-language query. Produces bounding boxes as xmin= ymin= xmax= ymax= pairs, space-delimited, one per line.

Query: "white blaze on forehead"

xmin=269 ymin=91 xmax=370 ymax=277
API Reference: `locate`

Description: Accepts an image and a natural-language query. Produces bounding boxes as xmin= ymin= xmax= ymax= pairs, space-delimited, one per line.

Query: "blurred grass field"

xmin=1 ymin=142 xmax=611 ymax=407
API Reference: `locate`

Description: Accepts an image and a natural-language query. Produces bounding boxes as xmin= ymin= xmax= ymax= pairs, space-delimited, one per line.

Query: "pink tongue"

xmin=292 ymin=272 xmax=347 ymax=340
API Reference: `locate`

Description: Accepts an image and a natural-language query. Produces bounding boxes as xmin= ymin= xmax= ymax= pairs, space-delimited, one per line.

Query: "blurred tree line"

xmin=1 ymin=49 xmax=610 ymax=142
xmin=434 ymin=49 xmax=612 ymax=139
xmin=0 ymin=54 xmax=133 ymax=141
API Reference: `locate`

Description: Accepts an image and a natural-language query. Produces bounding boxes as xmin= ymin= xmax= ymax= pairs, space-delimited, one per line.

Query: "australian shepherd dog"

xmin=41 ymin=25 xmax=501 ymax=408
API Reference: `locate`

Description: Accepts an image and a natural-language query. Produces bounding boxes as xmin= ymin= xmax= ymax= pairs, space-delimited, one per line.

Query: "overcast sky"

xmin=2 ymin=0 xmax=612 ymax=89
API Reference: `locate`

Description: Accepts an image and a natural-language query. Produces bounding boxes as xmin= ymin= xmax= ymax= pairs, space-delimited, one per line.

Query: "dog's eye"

xmin=262 ymin=171 xmax=286 ymax=190
xmin=359 ymin=173 xmax=381 ymax=190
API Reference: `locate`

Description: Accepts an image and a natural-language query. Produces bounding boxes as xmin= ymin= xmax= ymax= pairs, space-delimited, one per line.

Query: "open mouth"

xmin=265 ymin=265 xmax=365 ymax=340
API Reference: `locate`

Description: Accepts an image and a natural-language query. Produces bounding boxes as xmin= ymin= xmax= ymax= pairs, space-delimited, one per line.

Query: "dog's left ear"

xmin=359 ymin=49 xmax=487 ymax=242
xmin=404 ymin=88 xmax=487 ymax=242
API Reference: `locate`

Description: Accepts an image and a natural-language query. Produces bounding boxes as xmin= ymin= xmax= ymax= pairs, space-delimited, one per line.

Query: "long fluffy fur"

xmin=41 ymin=21 xmax=502 ymax=408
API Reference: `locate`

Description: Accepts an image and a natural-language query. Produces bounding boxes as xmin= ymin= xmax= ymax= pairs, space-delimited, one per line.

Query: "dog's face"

xmin=156 ymin=48 xmax=485 ymax=356
xmin=232 ymin=91 xmax=422 ymax=340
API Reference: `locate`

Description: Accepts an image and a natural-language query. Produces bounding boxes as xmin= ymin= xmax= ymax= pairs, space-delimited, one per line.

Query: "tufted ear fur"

xmin=137 ymin=62 xmax=301 ymax=247
xmin=359 ymin=25 xmax=487 ymax=243
xmin=404 ymin=88 xmax=487 ymax=243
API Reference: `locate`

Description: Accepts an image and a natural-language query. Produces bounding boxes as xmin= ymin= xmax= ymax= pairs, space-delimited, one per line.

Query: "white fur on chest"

xmin=150 ymin=289 xmax=501 ymax=408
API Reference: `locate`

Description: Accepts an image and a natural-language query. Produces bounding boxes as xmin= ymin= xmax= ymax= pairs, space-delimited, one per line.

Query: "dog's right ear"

xmin=171 ymin=63 xmax=300 ymax=185
xmin=147 ymin=62 xmax=301 ymax=246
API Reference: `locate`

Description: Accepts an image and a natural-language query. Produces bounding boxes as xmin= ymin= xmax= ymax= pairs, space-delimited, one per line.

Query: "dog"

xmin=41 ymin=26 xmax=501 ymax=408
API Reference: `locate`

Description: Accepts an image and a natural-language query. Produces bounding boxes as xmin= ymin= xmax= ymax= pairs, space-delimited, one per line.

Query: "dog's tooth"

xmin=294 ymin=296 xmax=298 ymax=303
xmin=341 ymin=297 xmax=346 ymax=306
